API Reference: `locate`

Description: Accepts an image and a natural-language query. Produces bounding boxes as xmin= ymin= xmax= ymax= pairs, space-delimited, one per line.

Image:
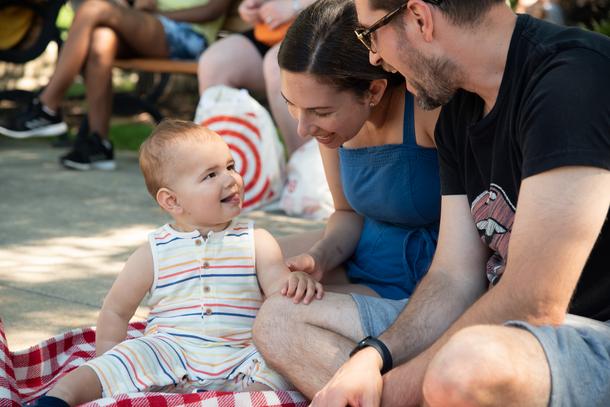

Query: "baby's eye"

xmin=227 ymin=164 xmax=236 ymax=171
xmin=204 ymin=172 xmax=216 ymax=180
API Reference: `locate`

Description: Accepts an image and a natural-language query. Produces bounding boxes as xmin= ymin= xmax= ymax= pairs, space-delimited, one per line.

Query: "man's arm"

xmin=311 ymin=194 xmax=490 ymax=407
xmin=381 ymin=166 xmax=610 ymax=406
xmin=95 ymin=243 xmax=154 ymax=356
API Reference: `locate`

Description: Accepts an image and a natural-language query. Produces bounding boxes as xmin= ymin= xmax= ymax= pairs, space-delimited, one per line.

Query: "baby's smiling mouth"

xmin=220 ymin=192 xmax=238 ymax=203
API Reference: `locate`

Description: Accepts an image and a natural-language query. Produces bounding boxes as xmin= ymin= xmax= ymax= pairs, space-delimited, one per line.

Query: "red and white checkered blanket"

xmin=0 ymin=319 xmax=307 ymax=407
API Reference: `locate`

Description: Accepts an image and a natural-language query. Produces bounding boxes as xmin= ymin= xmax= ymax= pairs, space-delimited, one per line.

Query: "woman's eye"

xmin=314 ymin=111 xmax=332 ymax=117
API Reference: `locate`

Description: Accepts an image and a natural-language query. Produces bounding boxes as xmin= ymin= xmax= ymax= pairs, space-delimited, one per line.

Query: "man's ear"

xmin=407 ymin=0 xmax=435 ymax=41
xmin=368 ymin=78 xmax=388 ymax=106
xmin=157 ymin=187 xmax=181 ymax=214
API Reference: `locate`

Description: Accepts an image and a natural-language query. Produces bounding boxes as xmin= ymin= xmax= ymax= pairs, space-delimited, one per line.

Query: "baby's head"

xmin=139 ymin=119 xmax=244 ymax=230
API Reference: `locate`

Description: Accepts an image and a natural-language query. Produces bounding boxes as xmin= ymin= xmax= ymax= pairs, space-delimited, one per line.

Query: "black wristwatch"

xmin=349 ymin=336 xmax=393 ymax=374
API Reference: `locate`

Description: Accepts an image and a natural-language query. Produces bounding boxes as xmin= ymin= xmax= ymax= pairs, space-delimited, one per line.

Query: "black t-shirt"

xmin=436 ymin=15 xmax=610 ymax=321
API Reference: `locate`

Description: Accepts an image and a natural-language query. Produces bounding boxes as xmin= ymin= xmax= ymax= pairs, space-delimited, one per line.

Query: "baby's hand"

xmin=281 ymin=271 xmax=324 ymax=304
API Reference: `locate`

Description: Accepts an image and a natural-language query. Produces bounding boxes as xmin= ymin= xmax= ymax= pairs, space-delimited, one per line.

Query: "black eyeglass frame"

xmin=354 ymin=0 xmax=443 ymax=53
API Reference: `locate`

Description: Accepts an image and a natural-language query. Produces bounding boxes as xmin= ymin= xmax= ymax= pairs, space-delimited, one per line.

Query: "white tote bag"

xmin=279 ymin=139 xmax=334 ymax=220
xmin=194 ymin=85 xmax=286 ymax=211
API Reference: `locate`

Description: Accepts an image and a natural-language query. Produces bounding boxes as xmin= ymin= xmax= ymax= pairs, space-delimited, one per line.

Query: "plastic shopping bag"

xmin=194 ymin=86 xmax=285 ymax=211
xmin=279 ymin=139 xmax=333 ymax=220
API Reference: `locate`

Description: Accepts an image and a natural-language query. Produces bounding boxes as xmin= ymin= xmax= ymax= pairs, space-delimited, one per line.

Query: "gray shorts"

xmin=506 ymin=315 xmax=610 ymax=407
xmin=351 ymin=293 xmax=407 ymax=337
xmin=158 ymin=15 xmax=207 ymax=60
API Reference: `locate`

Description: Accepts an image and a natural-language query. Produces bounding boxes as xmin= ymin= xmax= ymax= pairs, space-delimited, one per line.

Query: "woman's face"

xmin=281 ymin=70 xmax=370 ymax=149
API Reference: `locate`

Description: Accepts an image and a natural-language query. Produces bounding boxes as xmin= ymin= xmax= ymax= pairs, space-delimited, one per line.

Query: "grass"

xmin=109 ymin=122 xmax=154 ymax=151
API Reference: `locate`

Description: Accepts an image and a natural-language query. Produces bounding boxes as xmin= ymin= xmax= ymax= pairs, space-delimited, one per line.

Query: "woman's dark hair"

xmin=278 ymin=0 xmax=403 ymax=97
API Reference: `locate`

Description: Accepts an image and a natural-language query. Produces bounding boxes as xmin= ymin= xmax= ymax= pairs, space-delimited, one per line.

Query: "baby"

xmin=32 ymin=119 xmax=323 ymax=406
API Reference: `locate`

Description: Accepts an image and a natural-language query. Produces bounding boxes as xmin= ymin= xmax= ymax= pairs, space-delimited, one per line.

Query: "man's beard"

xmin=399 ymin=41 xmax=461 ymax=110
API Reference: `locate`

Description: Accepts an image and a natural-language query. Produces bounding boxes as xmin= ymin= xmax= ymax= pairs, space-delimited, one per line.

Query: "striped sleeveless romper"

xmin=86 ymin=220 xmax=290 ymax=395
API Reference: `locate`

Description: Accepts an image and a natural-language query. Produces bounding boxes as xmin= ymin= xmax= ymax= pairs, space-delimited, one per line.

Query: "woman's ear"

xmin=368 ymin=78 xmax=388 ymax=106
xmin=157 ymin=187 xmax=181 ymax=214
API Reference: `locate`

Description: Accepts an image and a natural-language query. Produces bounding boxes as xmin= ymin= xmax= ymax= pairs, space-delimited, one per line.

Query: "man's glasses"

xmin=355 ymin=0 xmax=442 ymax=53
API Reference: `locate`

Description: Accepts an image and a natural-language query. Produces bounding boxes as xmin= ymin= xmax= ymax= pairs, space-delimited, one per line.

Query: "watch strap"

xmin=350 ymin=336 xmax=393 ymax=374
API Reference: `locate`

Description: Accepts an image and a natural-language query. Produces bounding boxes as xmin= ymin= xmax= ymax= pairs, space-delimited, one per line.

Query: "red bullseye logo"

xmin=199 ymin=115 xmax=271 ymax=209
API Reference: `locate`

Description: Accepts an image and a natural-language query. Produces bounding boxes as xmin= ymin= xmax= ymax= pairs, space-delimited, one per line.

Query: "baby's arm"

xmin=255 ymin=228 xmax=324 ymax=304
xmin=95 ymin=243 xmax=154 ymax=356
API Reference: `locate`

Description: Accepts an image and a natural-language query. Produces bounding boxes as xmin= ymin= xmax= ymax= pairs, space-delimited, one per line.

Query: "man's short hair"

xmin=139 ymin=119 xmax=217 ymax=199
xmin=369 ymin=0 xmax=506 ymax=26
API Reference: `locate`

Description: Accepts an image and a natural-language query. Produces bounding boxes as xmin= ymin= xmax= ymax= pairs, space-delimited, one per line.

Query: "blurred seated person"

xmin=0 ymin=0 xmax=231 ymax=171
xmin=197 ymin=0 xmax=315 ymax=155
xmin=516 ymin=0 xmax=564 ymax=24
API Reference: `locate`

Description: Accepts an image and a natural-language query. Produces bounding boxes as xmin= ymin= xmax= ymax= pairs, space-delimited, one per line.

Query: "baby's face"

xmin=170 ymin=137 xmax=244 ymax=228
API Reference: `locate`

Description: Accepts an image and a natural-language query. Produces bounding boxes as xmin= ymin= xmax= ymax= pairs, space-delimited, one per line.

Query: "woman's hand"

xmin=238 ymin=0 xmax=264 ymax=24
xmin=286 ymin=252 xmax=324 ymax=282
xmin=259 ymin=0 xmax=297 ymax=29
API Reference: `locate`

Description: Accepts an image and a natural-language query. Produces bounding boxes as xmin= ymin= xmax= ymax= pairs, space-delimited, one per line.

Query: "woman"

xmin=277 ymin=0 xmax=441 ymax=301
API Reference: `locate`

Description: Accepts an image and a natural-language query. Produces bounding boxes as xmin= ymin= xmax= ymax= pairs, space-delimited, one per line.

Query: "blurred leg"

xmin=263 ymin=44 xmax=309 ymax=155
xmin=40 ymin=0 xmax=168 ymax=110
xmin=84 ymin=27 xmax=122 ymax=139
xmin=197 ymin=34 xmax=265 ymax=95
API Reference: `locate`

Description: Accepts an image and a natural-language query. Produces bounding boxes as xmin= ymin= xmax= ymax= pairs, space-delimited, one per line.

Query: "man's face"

xmin=354 ymin=0 xmax=461 ymax=110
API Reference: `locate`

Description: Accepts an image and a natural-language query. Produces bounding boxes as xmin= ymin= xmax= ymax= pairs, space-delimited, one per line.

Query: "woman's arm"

xmin=299 ymin=145 xmax=364 ymax=274
xmin=95 ymin=243 xmax=154 ymax=356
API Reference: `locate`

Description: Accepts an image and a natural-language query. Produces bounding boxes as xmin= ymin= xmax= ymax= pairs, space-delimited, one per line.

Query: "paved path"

xmin=0 ymin=138 xmax=323 ymax=350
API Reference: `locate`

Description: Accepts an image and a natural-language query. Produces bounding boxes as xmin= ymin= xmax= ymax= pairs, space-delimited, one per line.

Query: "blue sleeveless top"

xmin=339 ymin=92 xmax=440 ymax=299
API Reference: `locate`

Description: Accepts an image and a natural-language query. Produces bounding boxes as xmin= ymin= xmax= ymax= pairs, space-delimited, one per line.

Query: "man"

xmin=255 ymin=0 xmax=609 ymax=406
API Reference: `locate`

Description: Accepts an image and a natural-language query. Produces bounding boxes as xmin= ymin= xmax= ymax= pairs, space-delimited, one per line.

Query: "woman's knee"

xmin=262 ymin=45 xmax=281 ymax=93
xmin=423 ymin=325 xmax=523 ymax=406
xmin=198 ymin=35 xmax=262 ymax=92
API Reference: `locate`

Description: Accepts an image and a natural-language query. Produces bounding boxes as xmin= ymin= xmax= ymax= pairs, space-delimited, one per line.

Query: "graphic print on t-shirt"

xmin=471 ymin=184 xmax=516 ymax=285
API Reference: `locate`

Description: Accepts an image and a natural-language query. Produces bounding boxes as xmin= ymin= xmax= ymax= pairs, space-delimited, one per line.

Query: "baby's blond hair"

xmin=139 ymin=119 xmax=218 ymax=199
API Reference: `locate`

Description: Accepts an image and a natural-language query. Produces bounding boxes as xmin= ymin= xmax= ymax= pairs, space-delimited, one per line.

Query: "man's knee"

xmin=423 ymin=325 xmax=526 ymax=407
xmin=253 ymin=294 xmax=297 ymax=351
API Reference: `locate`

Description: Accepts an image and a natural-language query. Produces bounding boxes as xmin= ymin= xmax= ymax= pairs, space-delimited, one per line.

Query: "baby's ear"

xmin=157 ymin=187 xmax=181 ymax=214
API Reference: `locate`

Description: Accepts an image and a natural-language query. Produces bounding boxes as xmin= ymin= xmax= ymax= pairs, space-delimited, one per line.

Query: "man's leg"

xmin=423 ymin=325 xmax=550 ymax=407
xmin=253 ymin=292 xmax=365 ymax=398
xmin=423 ymin=318 xmax=610 ymax=407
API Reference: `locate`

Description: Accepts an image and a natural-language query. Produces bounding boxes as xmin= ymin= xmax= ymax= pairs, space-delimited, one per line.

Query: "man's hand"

xmin=281 ymin=271 xmax=324 ymax=304
xmin=311 ymin=347 xmax=383 ymax=407
xmin=286 ymin=252 xmax=324 ymax=282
